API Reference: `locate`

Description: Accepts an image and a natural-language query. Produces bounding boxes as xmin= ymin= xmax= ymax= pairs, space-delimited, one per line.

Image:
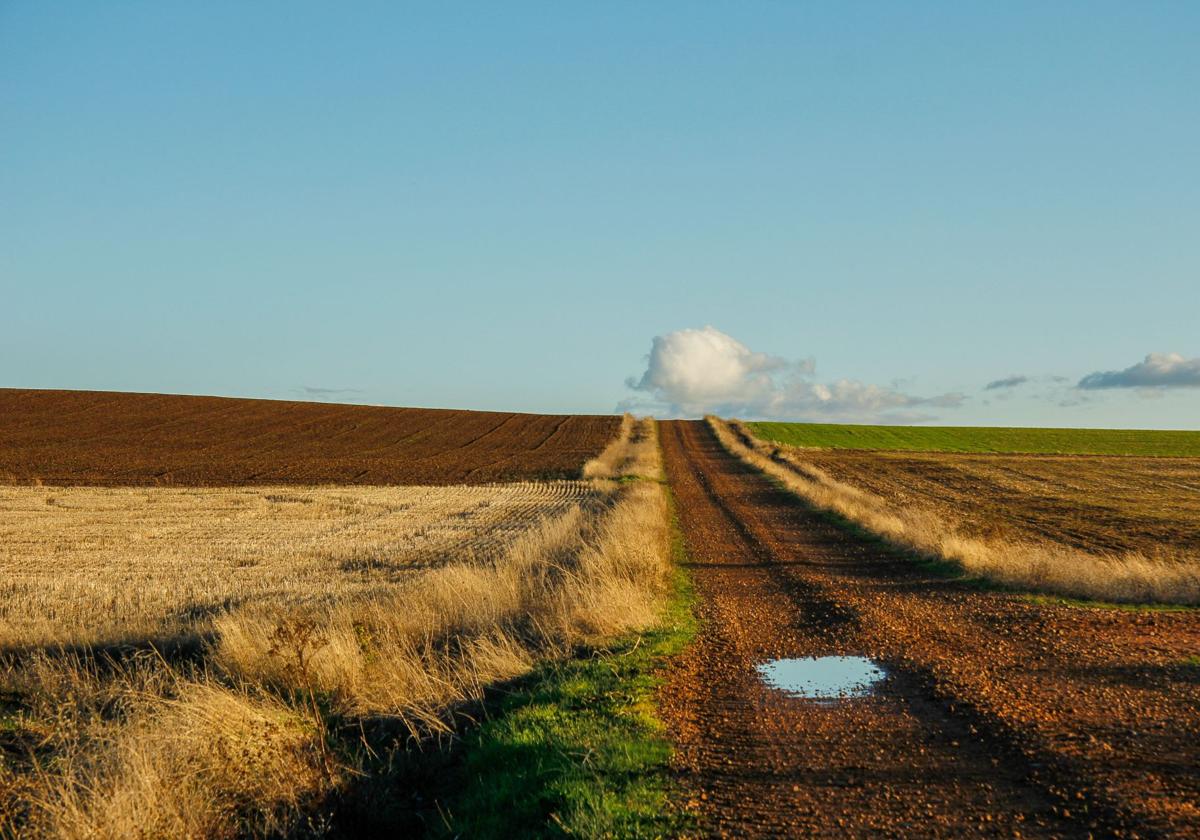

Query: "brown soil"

xmin=0 ymin=389 xmax=619 ymax=486
xmin=660 ymin=420 xmax=1200 ymax=838
xmin=802 ymin=448 xmax=1200 ymax=556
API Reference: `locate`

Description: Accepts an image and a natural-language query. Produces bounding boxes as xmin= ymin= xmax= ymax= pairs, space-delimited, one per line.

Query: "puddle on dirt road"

xmin=757 ymin=656 xmax=887 ymax=701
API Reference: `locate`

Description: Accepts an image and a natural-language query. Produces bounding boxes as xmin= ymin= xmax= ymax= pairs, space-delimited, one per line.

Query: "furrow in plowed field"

xmin=0 ymin=482 xmax=598 ymax=650
xmin=0 ymin=389 xmax=620 ymax=486
xmin=800 ymin=449 xmax=1200 ymax=556
xmin=660 ymin=420 xmax=1200 ymax=837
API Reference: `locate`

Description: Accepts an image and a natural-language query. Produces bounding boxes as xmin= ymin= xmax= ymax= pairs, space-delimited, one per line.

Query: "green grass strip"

xmin=749 ymin=421 xmax=1200 ymax=457
xmin=439 ymin=509 xmax=697 ymax=838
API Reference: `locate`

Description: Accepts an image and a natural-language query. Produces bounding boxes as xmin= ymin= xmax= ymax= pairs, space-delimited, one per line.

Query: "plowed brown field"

xmin=0 ymin=389 xmax=619 ymax=486
xmin=801 ymin=448 xmax=1200 ymax=556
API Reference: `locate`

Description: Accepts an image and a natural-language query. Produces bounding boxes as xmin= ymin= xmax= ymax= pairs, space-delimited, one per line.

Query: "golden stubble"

xmin=0 ymin=482 xmax=594 ymax=651
xmin=1 ymin=418 xmax=672 ymax=839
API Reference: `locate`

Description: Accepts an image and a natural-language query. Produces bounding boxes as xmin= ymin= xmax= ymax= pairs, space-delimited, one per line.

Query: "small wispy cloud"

xmin=1078 ymin=353 xmax=1200 ymax=391
xmin=620 ymin=326 xmax=965 ymax=422
xmin=292 ymin=386 xmax=365 ymax=402
xmin=1056 ymin=395 xmax=1092 ymax=408
xmin=299 ymin=386 xmax=363 ymax=395
xmin=983 ymin=375 xmax=1029 ymax=391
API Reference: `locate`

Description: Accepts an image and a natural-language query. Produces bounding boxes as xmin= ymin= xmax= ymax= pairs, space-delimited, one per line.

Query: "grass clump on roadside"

xmin=749 ymin=420 xmax=1200 ymax=457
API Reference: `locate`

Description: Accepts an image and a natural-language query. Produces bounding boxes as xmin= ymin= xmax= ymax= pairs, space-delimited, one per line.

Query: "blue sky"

xmin=3 ymin=2 xmax=1198 ymax=426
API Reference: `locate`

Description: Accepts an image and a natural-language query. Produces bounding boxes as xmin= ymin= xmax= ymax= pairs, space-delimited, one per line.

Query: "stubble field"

xmin=0 ymin=482 xmax=596 ymax=651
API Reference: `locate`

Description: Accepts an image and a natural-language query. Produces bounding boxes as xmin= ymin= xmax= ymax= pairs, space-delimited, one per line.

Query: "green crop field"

xmin=747 ymin=421 xmax=1200 ymax=457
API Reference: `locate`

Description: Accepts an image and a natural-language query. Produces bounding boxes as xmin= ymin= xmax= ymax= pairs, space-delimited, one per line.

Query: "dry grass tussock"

xmin=708 ymin=417 xmax=1200 ymax=605
xmin=582 ymin=413 xmax=661 ymax=481
xmin=15 ymin=664 xmax=329 ymax=840
xmin=1 ymin=419 xmax=671 ymax=838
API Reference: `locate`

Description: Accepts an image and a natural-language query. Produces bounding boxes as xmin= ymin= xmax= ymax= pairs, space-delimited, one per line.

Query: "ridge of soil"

xmin=0 ymin=389 xmax=619 ymax=486
xmin=659 ymin=420 xmax=1200 ymax=838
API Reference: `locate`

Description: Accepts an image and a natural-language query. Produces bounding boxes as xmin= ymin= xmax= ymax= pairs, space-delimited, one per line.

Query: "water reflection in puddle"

xmin=757 ymin=656 xmax=887 ymax=701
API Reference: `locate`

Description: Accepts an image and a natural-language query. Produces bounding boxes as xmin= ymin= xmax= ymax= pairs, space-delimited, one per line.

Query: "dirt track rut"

xmin=659 ymin=420 xmax=1200 ymax=838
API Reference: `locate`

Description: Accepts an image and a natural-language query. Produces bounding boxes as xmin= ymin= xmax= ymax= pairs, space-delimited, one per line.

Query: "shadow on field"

xmin=325 ymin=620 xmax=692 ymax=839
xmin=0 ymin=632 xmax=214 ymax=673
xmin=1064 ymin=661 xmax=1200 ymax=689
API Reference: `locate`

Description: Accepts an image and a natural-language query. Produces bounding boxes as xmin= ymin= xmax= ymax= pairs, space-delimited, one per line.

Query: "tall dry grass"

xmin=28 ymin=678 xmax=330 ymax=840
xmin=708 ymin=416 xmax=1200 ymax=605
xmin=581 ymin=412 xmax=662 ymax=482
xmin=216 ymin=418 xmax=669 ymax=728
xmin=583 ymin=413 xmax=635 ymax=479
xmin=2 ymin=418 xmax=671 ymax=838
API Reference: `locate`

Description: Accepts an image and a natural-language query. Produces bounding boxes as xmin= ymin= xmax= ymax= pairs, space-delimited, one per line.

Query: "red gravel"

xmin=659 ymin=420 xmax=1200 ymax=838
xmin=0 ymin=389 xmax=619 ymax=486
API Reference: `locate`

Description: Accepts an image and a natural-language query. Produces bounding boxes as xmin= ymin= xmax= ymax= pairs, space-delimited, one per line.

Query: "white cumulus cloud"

xmin=620 ymin=326 xmax=964 ymax=422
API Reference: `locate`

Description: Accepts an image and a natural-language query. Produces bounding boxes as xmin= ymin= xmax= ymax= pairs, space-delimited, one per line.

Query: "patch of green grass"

xmin=748 ymin=421 xmax=1200 ymax=457
xmin=1021 ymin=593 xmax=1198 ymax=612
xmin=438 ymin=503 xmax=698 ymax=838
xmin=613 ymin=474 xmax=663 ymax=485
xmin=0 ymin=692 xmax=26 ymax=736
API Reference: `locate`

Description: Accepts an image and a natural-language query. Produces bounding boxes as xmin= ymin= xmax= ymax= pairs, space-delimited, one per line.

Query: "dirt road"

xmin=659 ymin=420 xmax=1200 ymax=838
